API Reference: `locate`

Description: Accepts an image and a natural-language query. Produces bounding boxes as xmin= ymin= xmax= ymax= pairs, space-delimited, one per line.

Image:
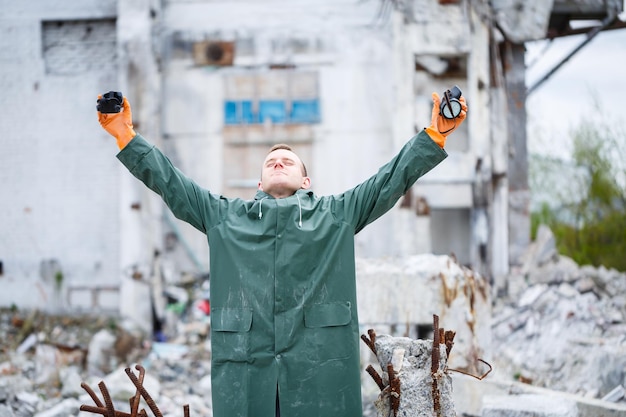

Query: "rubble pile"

xmin=0 ymin=225 xmax=624 ymax=416
xmin=0 ymin=309 xmax=214 ymax=417
xmin=491 ymin=225 xmax=626 ymax=402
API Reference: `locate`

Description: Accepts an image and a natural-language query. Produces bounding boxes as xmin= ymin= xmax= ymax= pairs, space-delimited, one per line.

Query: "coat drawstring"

xmin=295 ymin=194 xmax=303 ymax=228
xmin=258 ymin=197 xmax=267 ymax=219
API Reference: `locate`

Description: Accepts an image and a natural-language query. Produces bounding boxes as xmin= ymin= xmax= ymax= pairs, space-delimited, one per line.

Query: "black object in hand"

xmin=97 ymin=91 xmax=123 ymax=113
xmin=439 ymin=85 xmax=463 ymax=119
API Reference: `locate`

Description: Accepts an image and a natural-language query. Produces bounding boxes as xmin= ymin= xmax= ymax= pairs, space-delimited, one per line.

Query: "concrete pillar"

xmin=503 ymin=41 xmax=530 ymax=266
xmin=117 ymin=0 xmax=164 ymax=328
xmin=367 ymin=334 xmax=456 ymax=417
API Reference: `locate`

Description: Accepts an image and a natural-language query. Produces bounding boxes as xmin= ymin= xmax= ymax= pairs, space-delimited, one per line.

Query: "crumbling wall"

xmin=357 ymin=254 xmax=492 ymax=377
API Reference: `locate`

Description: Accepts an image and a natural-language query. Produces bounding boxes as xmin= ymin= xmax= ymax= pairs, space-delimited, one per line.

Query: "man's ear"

xmin=258 ymin=181 xmax=263 ymax=190
xmin=301 ymin=177 xmax=311 ymax=189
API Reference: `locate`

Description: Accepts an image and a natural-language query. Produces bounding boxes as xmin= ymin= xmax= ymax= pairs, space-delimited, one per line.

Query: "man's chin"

xmin=265 ymin=181 xmax=297 ymax=194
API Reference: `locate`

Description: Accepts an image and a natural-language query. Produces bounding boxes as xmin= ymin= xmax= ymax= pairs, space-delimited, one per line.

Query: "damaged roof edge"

xmin=492 ymin=0 xmax=624 ymax=43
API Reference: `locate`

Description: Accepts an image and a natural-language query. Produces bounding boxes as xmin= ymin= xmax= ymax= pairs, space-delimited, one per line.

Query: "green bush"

xmin=530 ymin=107 xmax=626 ymax=271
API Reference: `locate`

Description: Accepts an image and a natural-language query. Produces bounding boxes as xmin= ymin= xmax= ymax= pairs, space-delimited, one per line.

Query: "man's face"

xmin=258 ymin=149 xmax=310 ymax=198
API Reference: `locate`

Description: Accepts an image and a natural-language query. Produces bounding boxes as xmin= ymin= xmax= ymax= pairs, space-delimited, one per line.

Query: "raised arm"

xmin=338 ymin=91 xmax=468 ymax=233
xmin=96 ymin=93 xmax=212 ymax=233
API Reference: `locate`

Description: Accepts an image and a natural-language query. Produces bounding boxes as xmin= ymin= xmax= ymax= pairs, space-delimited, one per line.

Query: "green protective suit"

xmin=117 ymin=129 xmax=447 ymax=417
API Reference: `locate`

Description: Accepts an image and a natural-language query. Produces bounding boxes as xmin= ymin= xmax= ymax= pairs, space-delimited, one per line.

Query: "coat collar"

xmin=254 ymin=189 xmax=314 ymax=201
xmin=253 ymin=189 xmax=315 ymax=228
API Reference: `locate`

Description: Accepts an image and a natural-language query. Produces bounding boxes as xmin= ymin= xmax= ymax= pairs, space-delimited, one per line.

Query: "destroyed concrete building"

xmin=1 ymin=0 xmax=624 ymax=317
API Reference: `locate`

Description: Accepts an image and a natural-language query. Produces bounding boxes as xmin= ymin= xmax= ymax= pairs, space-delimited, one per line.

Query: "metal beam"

xmin=526 ymin=14 xmax=619 ymax=96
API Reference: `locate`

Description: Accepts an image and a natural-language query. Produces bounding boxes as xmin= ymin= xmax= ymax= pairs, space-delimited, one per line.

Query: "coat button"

xmin=276 ymin=354 xmax=282 ymax=359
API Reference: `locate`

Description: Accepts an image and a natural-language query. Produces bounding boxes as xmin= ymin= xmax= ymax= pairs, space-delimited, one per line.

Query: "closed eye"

xmin=265 ymin=158 xmax=295 ymax=167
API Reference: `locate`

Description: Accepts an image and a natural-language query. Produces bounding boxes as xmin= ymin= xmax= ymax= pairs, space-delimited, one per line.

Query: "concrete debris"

xmin=481 ymin=393 xmax=578 ymax=417
xmin=0 ymin=308 xmax=212 ymax=417
xmin=493 ymin=225 xmax=626 ymax=403
xmin=85 ymin=329 xmax=116 ymax=377
xmin=603 ymin=385 xmax=626 ymax=403
xmin=0 ymin=231 xmax=624 ymax=416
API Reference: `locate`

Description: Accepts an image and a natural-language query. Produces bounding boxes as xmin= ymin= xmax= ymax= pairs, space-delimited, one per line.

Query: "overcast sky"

xmin=525 ymin=7 xmax=626 ymax=159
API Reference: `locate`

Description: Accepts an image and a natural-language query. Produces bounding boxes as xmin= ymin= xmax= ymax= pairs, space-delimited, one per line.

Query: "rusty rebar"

xmin=432 ymin=315 xmax=440 ymax=374
xmin=98 ymin=381 xmax=116 ymax=417
xmin=360 ymin=329 xmax=377 ymax=355
xmin=125 ymin=366 xmax=163 ymax=417
xmin=129 ymin=364 xmax=146 ymax=417
xmin=366 ymin=364 xmax=385 ymax=391
xmin=80 ymin=365 xmax=190 ymax=417
xmin=447 ymin=358 xmax=493 ymax=380
xmin=81 ymin=382 xmax=104 ymax=408
xmin=387 ymin=363 xmax=401 ymax=417
xmin=79 ymin=405 xmax=132 ymax=417
xmin=431 ymin=314 xmax=442 ymax=417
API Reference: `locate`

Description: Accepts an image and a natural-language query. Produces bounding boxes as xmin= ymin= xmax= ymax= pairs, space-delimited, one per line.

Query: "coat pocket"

xmin=304 ymin=302 xmax=354 ymax=361
xmin=211 ymin=308 xmax=253 ymax=363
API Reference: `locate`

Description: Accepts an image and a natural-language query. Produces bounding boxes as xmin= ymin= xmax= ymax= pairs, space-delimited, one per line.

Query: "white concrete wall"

xmin=158 ymin=0 xmax=398 ymax=263
xmin=157 ymin=0 xmax=485 ymax=263
xmin=0 ymin=0 xmax=500 ymax=314
xmin=0 ymin=0 xmax=124 ymax=311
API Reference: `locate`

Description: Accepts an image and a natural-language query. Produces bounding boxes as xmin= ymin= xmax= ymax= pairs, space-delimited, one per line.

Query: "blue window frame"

xmin=224 ymin=101 xmax=239 ymax=125
xmin=291 ymin=99 xmax=320 ymax=123
xmin=259 ymin=100 xmax=287 ymax=123
xmin=225 ymin=100 xmax=257 ymax=124
xmin=225 ymin=99 xmax=320 ymax=125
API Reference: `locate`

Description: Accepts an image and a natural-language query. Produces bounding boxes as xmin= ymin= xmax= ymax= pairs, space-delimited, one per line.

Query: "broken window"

xmin=42 ymin=19 xmax=116 ymax=75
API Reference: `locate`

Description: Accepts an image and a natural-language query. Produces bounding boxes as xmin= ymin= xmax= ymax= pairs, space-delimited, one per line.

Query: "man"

xmin=97 ymin=91 xmax=467 ymax=417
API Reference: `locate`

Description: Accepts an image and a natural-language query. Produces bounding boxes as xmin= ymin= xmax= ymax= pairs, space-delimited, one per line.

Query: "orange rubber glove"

xmin=425 ymin=92 xmax=468 ymax=148
xmin=97 ymin=95 xmax=137 ymax=150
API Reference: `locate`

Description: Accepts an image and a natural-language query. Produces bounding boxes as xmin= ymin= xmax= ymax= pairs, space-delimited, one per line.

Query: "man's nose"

xmin=274 ymin=160 xmax=284 ymax=168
